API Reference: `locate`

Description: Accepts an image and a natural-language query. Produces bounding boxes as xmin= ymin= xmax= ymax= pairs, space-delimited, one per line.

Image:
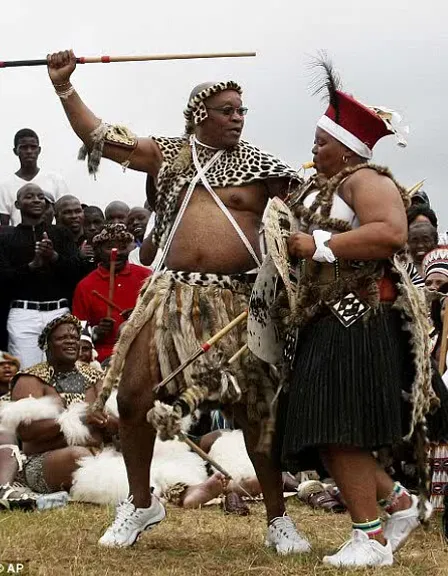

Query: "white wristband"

xmin=312 ymin=230 xmax=336 ymax=263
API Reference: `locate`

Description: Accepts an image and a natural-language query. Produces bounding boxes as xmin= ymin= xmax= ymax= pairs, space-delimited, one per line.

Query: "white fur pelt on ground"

xmin=70 ymin=438 xmax=208 ymax=506
xmin=208 ymin=430 xmax=256 ymax=482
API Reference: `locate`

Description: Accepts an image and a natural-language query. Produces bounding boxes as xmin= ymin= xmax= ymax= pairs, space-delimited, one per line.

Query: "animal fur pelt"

xmin=0 ymin=396 xmax=62 ymax=433
xmin=57 ymin=402 xmax=92 ymax=446
xmin=0 ymin=396 xmax=92 ymax=447
xmin=70 ymin=439 xmax=208 ymax=506
xmin=208 ymin=430 xmax=256 ymax=482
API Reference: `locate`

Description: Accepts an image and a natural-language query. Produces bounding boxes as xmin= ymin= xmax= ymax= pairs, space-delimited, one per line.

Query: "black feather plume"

xmin=308 ymin=51 xmax=342 ymax=123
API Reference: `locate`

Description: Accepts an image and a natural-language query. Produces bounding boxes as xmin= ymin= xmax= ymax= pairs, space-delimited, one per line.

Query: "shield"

xmin=247 ymin=198 xmax=299 ymax=364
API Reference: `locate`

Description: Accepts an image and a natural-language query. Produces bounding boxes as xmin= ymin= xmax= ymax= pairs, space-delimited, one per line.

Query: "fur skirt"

xmin=103 ymin=271 xmax=277 ymax=426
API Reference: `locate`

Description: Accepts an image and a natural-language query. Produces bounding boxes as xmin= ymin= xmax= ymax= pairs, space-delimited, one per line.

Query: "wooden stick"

xmin=228 ymin=344 xmax=248 ymax=365
xmin=107 ymin=249 xmax=118 ymax=317
xmin=92 ymin=290 xmax=123 ymax=314
xmin=154 ymin=310 xmax=248 ymax=392
xmin=0 ymin=51 xmax=256 ymax=68
xmin=439 ymin=299 xmax=448 ymax=375
xmin=178 ymin=432 xmax=255 ymax=501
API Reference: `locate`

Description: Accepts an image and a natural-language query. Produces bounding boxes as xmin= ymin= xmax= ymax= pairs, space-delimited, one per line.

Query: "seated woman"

xmin=2 ymin=314 xmax=113 ymax=496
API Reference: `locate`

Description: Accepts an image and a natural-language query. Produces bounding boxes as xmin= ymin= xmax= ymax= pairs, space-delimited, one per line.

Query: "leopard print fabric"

xmin=12 ymin=361 xmax=102 ymax=392
xmin=183 ymin=81 xmax=243 ymax=129
xmin=151 ymin=136 xmax=302 ymax=248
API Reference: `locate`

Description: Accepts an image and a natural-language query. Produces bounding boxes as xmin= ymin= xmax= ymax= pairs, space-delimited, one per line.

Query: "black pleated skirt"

xmin=278 ymin=305 xmax=412 ymax=471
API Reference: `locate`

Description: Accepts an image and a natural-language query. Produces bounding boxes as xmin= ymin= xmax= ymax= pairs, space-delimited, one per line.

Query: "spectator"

xmin=407 ymin=204 xmax=438 ymax=230
xmin=126 ymin=207 xmax=150 ymax=246
xmin=423 ymin=247 xmax=448 ymax=292
xmin=55 ymin=195 xmax=85 ymax=246
xmin=43 ymin=192 xmax=56 ymax=225
xmin=8 ymin=314 xmax=109 ymax=495
xmin=72 ymin=223 xmax=150 ymax=362
xmin=83 ymin=206 xmax=105 ymax=244
xmin=127 ymin=207 xmax=151 ymax=268
xmin=0 ymin=129 xmax=69 ymax=226
xmin=410 ymin=189 xmax=430 ymax=207
xmin=407 ymin=199 xmax=448 ymax=246
xmin=0 ymin=351 xmax=37 ymax=510
xmin=0 ymin=183 xmax=80 ymax=368
xmin=0 ymin=351 xmax=19 ymax=401
xmin=78 ymin=323 xmax=102 ymax=371
xmin=105 ymin=201 xmax=130 ymax=224
xmin=407 ymin=221 xmax=438 ymax=277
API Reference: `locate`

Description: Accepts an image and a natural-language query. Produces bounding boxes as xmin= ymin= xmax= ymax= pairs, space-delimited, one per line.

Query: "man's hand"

xmin=85 ymin=409 xmax=108 ymax=429
xmin=93 ymin=318 xmax=115 ymax=342
xmin=80 ymin=240 xmax=95 ymax=260
xmin=287 ymin=232 xmax=316 ymax=259
xmin=29 ymin=249 xmax=43 ymax=270
xmin=37 ymin=232 xmax=58 ymax=263
xmin=47 ymin=50 xmax=77 ymax=86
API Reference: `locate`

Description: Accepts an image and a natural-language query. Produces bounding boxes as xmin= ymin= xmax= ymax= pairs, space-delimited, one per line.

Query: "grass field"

xmin=1 ymin=499 xmax=448 ymax=576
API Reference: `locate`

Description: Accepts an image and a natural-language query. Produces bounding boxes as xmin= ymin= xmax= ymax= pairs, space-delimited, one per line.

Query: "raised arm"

xmin=47 ymin=50 xmax=163 ymax=177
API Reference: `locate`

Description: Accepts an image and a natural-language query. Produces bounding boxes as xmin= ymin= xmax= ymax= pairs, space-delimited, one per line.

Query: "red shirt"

xmin=72 ymin=263 xmax=150 ymax=362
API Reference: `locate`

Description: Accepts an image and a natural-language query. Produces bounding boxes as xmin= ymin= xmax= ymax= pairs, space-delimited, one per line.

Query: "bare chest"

xmin=177 ymin=182 xmax=268 ymax=215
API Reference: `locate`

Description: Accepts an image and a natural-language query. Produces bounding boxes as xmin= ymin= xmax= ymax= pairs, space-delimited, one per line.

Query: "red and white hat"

xmin=317 ymin=90 xmax=407 ymax=160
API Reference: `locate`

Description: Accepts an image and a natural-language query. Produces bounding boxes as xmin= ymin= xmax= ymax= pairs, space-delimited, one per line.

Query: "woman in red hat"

xmin=277 ymin=58 xmax=448 ymax=568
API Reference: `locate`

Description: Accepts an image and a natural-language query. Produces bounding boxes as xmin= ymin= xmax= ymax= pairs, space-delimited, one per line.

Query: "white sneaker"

xmin=99 ymin=495 xmax=166 ymax=548
xmin=323 ymin=529 xmax=393 ymax=568
xmin=383 ymin=493 xmax=433 ymax=552
xmin=265 ymin=513 xmax=311 ymax=555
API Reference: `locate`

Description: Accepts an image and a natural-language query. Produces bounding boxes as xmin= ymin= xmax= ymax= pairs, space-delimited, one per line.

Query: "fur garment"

xmin=0 ymin=395 xmax=92 ymax=447
xmin=70 ymin=430 xmax=256 ymax=506
xmin=70 ymin=440 xmax=208 ymax=506
xmin=0 ymin=396 xmax=62 ymax=433
xmin=57 ymin=402 xmax=92 ymax=446
xmin=208 ymin=430 xmax=256 ymax=482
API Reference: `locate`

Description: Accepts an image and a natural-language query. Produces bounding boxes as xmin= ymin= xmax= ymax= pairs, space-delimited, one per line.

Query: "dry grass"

xmin=1 ymin=499 xmax=448 ymax=576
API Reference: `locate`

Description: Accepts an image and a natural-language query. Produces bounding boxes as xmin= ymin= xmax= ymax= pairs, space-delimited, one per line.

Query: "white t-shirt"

xmin=0 ymin=170 xmax=69 ymax=225
xmin=128 ymin=212 xmax=163 ymax=270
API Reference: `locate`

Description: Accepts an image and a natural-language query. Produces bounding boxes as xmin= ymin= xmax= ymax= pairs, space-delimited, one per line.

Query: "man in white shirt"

xmin=0 ymin=129 xmax=69 ymax=226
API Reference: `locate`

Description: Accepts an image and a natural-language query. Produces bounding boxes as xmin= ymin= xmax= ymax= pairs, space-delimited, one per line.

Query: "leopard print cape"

xmin=151 ymin=136 xmax=303 ymax=248
xmin=12 ymin=361 xmax=103 ymax=407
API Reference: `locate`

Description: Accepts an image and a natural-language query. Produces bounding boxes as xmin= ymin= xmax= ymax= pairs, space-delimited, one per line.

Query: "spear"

xmin=154 ymin=310 xmax=248 ymax=393
xmin=0 ymin=51 xmax=256 ymax=68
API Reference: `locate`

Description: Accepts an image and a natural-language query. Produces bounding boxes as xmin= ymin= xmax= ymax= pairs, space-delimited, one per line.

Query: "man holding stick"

xmin=46 ymin=50 xmax=307 ymax=552
xmin=72 ymin=223 xmax=149 ymax=363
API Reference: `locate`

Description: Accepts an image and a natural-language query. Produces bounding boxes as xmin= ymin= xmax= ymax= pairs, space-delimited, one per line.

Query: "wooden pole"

xmin=178 ymin=432 xmax=255 ymax=501
xmin=0 ymin=51 xmax=256 ymax=68
xmin=92 ymin=290 xmax=123 ymax=314
xmin=107 ymin=248 xmax=118 ymax=317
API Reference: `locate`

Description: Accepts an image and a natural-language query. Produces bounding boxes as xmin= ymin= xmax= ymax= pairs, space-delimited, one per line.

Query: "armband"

xmin=78 ymin=122 xmax=137 ymax=176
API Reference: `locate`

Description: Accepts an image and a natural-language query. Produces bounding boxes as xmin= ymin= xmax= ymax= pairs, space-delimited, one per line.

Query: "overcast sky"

xmin=1 ymin=1 xmax=447 ymax=227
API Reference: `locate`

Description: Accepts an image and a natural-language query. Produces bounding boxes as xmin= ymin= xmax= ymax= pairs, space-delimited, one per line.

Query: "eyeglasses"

xmin=206 ymin=106 xmax=248 ymax=117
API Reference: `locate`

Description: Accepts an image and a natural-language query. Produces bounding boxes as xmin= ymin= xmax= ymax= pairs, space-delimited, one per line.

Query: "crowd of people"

xmin=1 ymin=49 xmax=448 ymax=570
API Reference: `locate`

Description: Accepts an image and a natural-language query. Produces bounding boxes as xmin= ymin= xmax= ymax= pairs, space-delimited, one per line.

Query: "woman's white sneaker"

xmin=265 ymin=513 xmax=311 ymax=555
xmin=383 ymin=494 xmax=433 ymax=552
xmin=323 ymin=529 xmax=393 ymax=568
xmin=99 ymin=495 xmax=166 ymax=547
